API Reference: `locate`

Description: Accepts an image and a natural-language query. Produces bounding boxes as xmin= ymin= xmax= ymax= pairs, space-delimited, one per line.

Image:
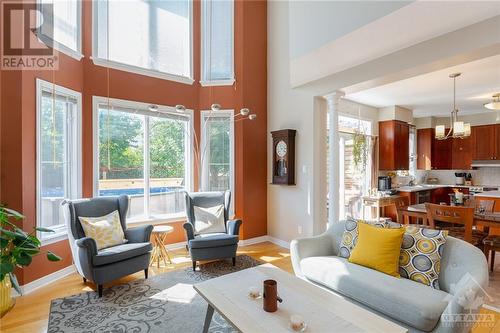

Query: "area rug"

xmin=48 ymin=255 xmax=262 ymax=333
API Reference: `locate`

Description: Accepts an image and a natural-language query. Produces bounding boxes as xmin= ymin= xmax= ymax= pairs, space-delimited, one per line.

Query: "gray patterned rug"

xmin=48 ymin=255 xmax=262 ymax=333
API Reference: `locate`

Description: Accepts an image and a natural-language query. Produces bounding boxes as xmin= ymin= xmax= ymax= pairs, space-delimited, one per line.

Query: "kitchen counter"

xmin=396 ymin=184 xmax=500 ymax=193
xmin=475 ymin=190 xmax=500 ymax=198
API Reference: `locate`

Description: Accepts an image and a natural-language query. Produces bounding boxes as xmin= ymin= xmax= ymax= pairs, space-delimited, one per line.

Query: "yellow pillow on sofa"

xmin=348 ymin=222 xmax=405 ymax=277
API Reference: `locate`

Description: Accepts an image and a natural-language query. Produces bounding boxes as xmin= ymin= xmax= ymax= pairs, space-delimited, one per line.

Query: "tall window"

xmin=201 ymin=111 xmax=234 ymax=195
xmin=38 ymin=0 xmax=82 ymax=59
xmin=36 ymin=79 xmax=82 ymax=242
xmin=94 ymin=0 xmax=193 ymax=83
xmin=327 ymin=114 xmax=373 ymax=221
xmin=94 ymin=98 xmax=192 ymax=221
xmin=201 ymin=0 xmax=234 ymax=85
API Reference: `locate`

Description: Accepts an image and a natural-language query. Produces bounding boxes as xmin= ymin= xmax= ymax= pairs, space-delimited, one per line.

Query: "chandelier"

xmin=484 ymin=93 xmax=500 ymax=110
xmin=435 ymin=73 xmax=471 ymax=140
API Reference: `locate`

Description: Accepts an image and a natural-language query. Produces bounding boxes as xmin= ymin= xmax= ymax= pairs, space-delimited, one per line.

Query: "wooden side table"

xmin=150 ymin=225 xmax=173 ymax=268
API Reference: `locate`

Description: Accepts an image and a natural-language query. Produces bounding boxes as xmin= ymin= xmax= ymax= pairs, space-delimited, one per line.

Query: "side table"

xmin=150 ymin=225 xmax=173 ymax=268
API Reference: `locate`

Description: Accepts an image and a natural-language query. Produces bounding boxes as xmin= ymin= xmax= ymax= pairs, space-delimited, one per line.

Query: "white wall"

xmin=268 ymin=2 xmax=381 ymax=243
xmin=268 ymin=0 xmax=319 ymax=242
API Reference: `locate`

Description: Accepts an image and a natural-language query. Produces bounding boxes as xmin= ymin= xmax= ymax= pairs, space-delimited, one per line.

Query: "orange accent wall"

xmin=0 ymin=0 xmax=267 ymax=285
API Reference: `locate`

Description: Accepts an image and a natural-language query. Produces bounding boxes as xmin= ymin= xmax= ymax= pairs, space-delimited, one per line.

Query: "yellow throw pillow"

xmin=349 ymin=222 xmax=405 ymax=277
xmin=79 ymin=210 xmax=126 ymax=250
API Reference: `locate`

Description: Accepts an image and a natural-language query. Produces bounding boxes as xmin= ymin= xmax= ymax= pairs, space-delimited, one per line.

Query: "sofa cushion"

xmin=400 ymin=225 xmax=448 ymax=289
xmin=93 ymin=242 xmax=152 ymax=266
xmin=349 ymin=222 xmax=405 ymax=277
xmin=300 ymin=256 xmax=449 ymax=332
xmin=189 ymin=233 xmax=238 ymax=249
xmin=339 ymin=218 xmax=401 ymax=259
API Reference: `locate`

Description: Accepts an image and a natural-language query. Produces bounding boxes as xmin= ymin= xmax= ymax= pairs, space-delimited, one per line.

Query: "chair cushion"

xmin=93 ymin=242 xmax=152 ymax=266
xmin=300 ymin=256 xmax=449 ymax=332
xmin=189 ymin=233 xmax=238 ymax=249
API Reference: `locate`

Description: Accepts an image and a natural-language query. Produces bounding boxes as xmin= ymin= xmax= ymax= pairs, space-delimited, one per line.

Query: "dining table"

xmin=400 ymin=203 xmax=500 ymax=230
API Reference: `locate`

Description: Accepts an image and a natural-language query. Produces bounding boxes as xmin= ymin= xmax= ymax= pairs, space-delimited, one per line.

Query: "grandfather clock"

xmin=271 ymin=129 xmax=296 ymax=185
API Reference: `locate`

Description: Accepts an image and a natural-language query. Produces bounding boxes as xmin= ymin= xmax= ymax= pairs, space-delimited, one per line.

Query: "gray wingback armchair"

xmin=63 ymin=195 xmax=153 ymax=297
xmin=184 ymin=191 xmax=242 ymax=271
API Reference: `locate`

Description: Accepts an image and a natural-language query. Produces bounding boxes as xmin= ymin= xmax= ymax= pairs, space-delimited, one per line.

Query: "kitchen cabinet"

xmin=431 ymin=187 xmax=452 ymax=205
xmin=417 ymin=128 xmax=472 ymax=170
xmin=472 ymin=124 xmax=500 ymax=160
xmin=432 ymin=134 xmax=453 ymax=170
xmin=417 ymin=128 xmax=433 ymax=170
xmin=379 ymin=120 xmax=409 ymax=170
xmin=452 ymin=136 xmax=472 ymax=169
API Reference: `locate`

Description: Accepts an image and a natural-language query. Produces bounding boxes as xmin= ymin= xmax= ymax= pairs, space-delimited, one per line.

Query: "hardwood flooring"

xmin=0 ymin=242 xmax=498 ymax=333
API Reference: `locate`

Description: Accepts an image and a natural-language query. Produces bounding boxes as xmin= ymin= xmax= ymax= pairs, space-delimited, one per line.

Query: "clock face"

xmin=276 ymin=140 xmax=287 ymax=158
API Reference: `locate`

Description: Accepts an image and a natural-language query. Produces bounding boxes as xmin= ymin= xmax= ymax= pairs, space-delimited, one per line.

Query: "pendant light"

xmin=484 ymin=93 xmax=500 ymax=110
xmin=435 ymin=73 xmax=471 ymax=140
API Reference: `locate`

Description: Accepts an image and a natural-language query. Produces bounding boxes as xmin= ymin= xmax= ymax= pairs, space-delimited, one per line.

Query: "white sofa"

xmin=290 ymin=221 xmax=489 ymax=333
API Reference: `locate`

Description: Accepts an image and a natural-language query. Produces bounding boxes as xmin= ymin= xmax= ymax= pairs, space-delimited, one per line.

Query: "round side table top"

xmin=153 ymin=225 xmax=174 ymax=234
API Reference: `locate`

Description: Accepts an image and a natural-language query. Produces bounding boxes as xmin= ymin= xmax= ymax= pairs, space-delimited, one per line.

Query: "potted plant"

xmin=0 ymin=205 xmax=61 ymax=317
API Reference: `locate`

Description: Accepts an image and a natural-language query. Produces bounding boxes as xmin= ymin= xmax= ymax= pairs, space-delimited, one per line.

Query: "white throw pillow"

xmin=79 ymin=210 xmax=126 ymax=250
xmin=193 ymin=204 xmax=226 ymax=234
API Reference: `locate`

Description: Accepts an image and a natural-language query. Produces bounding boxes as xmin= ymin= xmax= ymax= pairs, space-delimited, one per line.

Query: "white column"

xmin=326 ymin=91 xmax=344 ymax=226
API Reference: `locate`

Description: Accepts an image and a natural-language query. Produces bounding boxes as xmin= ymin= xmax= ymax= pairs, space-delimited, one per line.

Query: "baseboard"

xmin=239 ymin=235 xmax=271 ymax=246
xmin=267 ymin=236 xmax=290 ymax=249
xmin=12 ymin=265 xmax=75 ymax=296
xmin=165 ymin=240 xmax=187 ymax=250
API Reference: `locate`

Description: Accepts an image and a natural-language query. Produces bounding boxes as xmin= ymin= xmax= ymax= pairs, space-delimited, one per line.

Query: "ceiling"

xmin=345 ymin=54 xmax=500 ymax=118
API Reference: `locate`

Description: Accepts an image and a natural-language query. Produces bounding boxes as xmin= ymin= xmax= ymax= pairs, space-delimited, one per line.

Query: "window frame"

xmin=200 ymin=110 xmax=235 ymax=214
xmin=36 ymin=78 xmax=82 ymax=245
xmin=36 ymin=0 xmax=83 ymax=61
xmin=92 ymin=96 xmax=194 ymax=224
xmin=91 ymin=0 xmax=195 ymax=85
xmin=200 ymin=0 xmax=235 ymax=86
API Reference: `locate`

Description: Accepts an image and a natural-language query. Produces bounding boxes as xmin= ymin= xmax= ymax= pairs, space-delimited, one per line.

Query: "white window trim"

xmin=92 ymin=96 xmax=195 ymax=223
xmin=36 ymin=79 xmax=82 ymax=244
xmin=91 ymin=1 xmax=194 ymax=85
xmin=35 ymin=0 xmax=84 ymax=61
xmin=200 ymin=0 xmax=235 ymax=85
xmin=200 ymin=110 xmax=235 ymax=214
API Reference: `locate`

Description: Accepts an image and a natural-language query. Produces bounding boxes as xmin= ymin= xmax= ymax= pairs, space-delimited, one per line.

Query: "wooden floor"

xmin=0 ymin=242 xmax=498 ymax=333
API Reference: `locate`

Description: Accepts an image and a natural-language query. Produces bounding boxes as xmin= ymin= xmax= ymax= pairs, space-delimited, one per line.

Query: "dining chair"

xmin=483 ymin=236 xmax=499 ymax=272
xmin=465 ymin=199 xmax=495 ymax=214
xmin=394 ymin=196 xmax=410 ymax=224
xmin=425 ymin=203 xmax=487 ymax=248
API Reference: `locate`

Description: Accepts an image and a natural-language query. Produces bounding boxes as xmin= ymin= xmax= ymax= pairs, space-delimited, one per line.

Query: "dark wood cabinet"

xmin=452 ymin=136 xmax=472 ymax=169
xmin=417 ymin=128 xmax=472 ymax=170
xmin=472 ymin=124 xmax=499 ymax=160
xmin=432 ymin=133 xmax=452 ymax=170
xmin=379 ymin=120 xmax=409 ymax=170
xmin=431 ymin=187 xmax=452 ymax=205
xmin=417 ymin=128 xmax=433 ymax=170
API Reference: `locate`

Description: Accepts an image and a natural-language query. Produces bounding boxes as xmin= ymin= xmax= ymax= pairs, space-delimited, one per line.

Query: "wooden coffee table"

xmin=194 ymin=264 xmax=407 ymax=333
